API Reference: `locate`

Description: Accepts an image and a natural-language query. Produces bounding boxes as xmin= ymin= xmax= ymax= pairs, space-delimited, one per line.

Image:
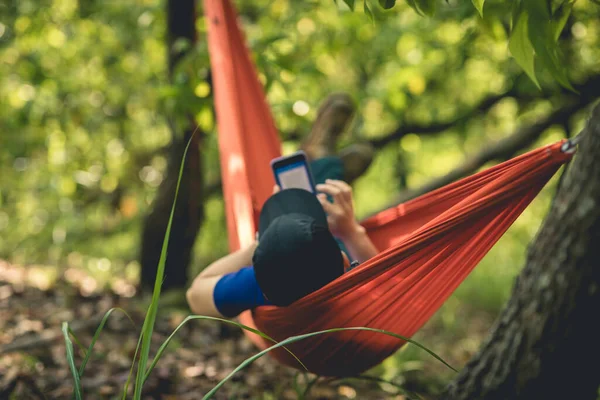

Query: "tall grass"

xmin=62 ymin=131 xmax=455 ymax=398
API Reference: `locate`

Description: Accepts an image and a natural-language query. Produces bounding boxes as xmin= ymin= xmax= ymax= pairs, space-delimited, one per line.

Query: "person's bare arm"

xmin=186 ymin=241 xmax=258 ymax=317
xmin=194 ymin=241 xmax=258 ymax=279
xmin=186 ymin=185 xmax=279 ymax=317
xmin=316 ymin=179 xmax=378 ymax=263
xmin=185 ymin=275 xmax=224 ymax=317
xmin=335 ymin=223 xmax=378 ymax=264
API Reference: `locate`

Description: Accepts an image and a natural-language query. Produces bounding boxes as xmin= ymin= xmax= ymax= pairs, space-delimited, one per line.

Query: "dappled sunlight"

xmin=338 ymin=385 xmax=357 ymax=398
xmin=0 ymin=260 xmax=57 ymax=292
xmin=184 ymin=363 xmax=207 ymax=378
xmin=1 ymin=0 xmax=598 ymax=397
xmin=111 ymin=278 xmax=137 ymax=298
xmin=0 ymin=259 xmax=137 ymax=298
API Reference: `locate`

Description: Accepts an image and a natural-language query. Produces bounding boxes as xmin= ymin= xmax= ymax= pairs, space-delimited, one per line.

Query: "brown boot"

xmin=301 ymin=93 xmax=356 ymax=160
xmin=338 ymin=142 xmax=375 ymax=184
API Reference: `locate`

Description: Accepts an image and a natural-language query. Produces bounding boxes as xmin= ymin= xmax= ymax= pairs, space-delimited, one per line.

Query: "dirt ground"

xmin=1 ymin=261 xmax=489 ymax=399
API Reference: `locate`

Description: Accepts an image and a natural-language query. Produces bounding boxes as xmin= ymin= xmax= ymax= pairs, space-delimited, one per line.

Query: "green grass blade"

xmin=143 ymin=315 xmax=306 ymax=382
xmin=78 ymin=308 xmax=134 ymax=376
xmin=122 ymin=327 xmax=144 ymax=400
xmin=301 ymin=374 xmax=320 ymax=399
xmin=67 ymin=327 xmax=87 ymax=355
xmin=133 ymin=130 xmax=198 ymax=399
xmin=62 ymin=322 xmax=82 ymax=400
xmin=203 ymin=326 xmax=456 ymax=399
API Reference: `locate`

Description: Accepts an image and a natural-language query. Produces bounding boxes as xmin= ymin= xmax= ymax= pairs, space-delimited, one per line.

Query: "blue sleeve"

xmin=213 ymin=266 xmax=270 ymax=318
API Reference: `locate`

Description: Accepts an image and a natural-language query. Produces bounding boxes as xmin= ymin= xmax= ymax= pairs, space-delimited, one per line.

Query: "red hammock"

xmin=204 ymin=0 xmax=573 ymax=377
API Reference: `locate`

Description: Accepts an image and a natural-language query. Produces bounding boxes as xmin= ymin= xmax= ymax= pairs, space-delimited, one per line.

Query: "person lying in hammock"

xmin=187 ymin=93 xmax=377 ymax=317
xmin=186 ymin=177 xmax=379 ymax=318
xmin=186 ymin=93 xmax=379 ymax=318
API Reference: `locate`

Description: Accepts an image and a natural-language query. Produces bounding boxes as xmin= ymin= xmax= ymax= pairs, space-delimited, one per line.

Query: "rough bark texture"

xmin=139 ymin=0 xmax=203 ymax=291
xmin=442 ymin=101 xmax=600 ymax=399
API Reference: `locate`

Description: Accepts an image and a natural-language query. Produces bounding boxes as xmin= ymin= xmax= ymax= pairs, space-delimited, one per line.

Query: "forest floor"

xmin=0 ymin=261 xmax=494 ymax=400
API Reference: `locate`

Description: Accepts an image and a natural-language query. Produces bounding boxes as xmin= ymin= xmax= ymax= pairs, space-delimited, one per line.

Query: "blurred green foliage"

xmin=1 ymin=0 xmax=599 ymax=279
xmin=1 ymin=0 xmax=600 ymax=377
xmin=353 ymin=0 xmax=578 ymax=89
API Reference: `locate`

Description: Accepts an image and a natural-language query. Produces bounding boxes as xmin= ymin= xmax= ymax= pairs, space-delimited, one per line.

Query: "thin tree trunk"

xmin=139 ymin=0 xmax=203 ymax=291
xmin=443 ymin=102 xmax=600 ymax=399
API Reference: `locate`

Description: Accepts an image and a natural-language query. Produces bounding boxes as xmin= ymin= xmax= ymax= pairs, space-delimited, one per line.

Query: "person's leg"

xmin=310 ymin=146 xmax=376 ymax=188
xmin=338 ymin=142 xmax=375 ymax=184
xmin=301 ymin=93 xmax=355 ymax=160
xmin=310 ymin=156 xmax=345 ymax=185
xmin=301 ymin=93 xmax=375 ymax=185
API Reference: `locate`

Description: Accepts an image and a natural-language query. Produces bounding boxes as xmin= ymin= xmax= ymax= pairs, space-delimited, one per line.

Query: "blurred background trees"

xmin=139 ymin=0 xmax=203 ymax=292
xmin=1 ymin=0 xmax=599 ymax=382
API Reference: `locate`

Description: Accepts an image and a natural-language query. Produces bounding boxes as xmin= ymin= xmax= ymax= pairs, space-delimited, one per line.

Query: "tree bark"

xmin=442 ymin=101 xmax=600 ymax=399
xmin=139 ymin=0 xmax=203 ymax=291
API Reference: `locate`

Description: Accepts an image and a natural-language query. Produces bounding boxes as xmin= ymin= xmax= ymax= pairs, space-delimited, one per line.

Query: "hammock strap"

xmin=561 ymin=131 xmax=584 ymax=154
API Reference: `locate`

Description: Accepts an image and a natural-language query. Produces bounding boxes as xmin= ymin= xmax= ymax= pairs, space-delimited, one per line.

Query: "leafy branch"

xmin=364 ymin=74 xmax=599 ymax=218
xmin=338 ymin=0 xmax=579 ymax=90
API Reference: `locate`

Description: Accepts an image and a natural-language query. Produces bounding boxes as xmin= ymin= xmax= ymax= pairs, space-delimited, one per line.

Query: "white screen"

xmin=277 ymin=163 xmax=313 ymax=192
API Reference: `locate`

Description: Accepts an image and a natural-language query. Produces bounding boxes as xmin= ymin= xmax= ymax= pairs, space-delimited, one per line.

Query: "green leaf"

xmin=257 ymin=34 xmax=287 ymax=47
xmin=550 ymin=0 xmax=567 ymax=14
xmin=364 ymin=0 xmax=374 ymax=22
xmin=122 ymin=328 xmax=144 ymax=400
xmin=62 ymin=322 xmax=82 ymax=400
xmin=78 ymin=308 xmax=134 ymax=377
xmin=67 ymin=328 xmax=87 ymax=355
xmin=471 ymin=0 xmax=484 ymax=16
xmin=405 ymin=0 xmax=424 ymax=16
xmin=526 ymin=0 xmax=575 ymax=91
xmin=413 ymin=0 xmax=436 ymax=16
xmin=551 ymin=0 xmax=574 ymax=42
xmin=508 ymin=7 xmax=540 ymax=88
xmin=203 ymin=326 xmax=456 ymax=399
xmin=343 ymin=0 xmax=356 ymax=10
xmin=378 ymin=0 xmax=396 ymax=9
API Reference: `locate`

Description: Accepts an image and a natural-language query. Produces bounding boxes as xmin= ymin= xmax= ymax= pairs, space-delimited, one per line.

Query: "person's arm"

xmin=186 ymin=185 xmax=279 ymax=317
xmin=335 ymin=223 xmax=379 ymax=264
xmin=186 ymin=241 xmax=258 ymax=317
xmin=195 ymin=241 xmax=258 ymax=279
xmin=316 ymin=179 xmax=378 ymax=263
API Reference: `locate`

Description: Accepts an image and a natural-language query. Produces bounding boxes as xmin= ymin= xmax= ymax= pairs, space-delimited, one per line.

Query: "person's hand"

xmin=315 ymin=179 xmax=362 ymax=239
xmin=272 ymin=184 xmax=280 ymax=194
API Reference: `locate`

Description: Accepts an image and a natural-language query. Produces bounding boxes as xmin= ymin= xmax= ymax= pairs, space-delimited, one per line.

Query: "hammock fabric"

xmin=203 ymin=0 xmax=574 ymax=377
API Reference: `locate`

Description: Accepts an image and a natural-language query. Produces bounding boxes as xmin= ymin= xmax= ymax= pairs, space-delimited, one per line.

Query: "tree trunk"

xmin=139 ymin=0 xmax=203 ymax=292
xmin=443 ymin=102 xmax=600 ymax=399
